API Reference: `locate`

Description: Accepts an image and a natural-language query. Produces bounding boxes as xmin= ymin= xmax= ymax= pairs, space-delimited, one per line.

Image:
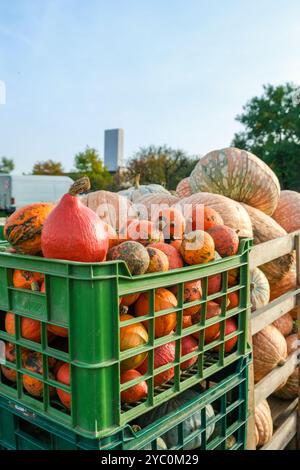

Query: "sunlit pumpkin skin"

xmin=47 ymin=324 xmax=68 ymax=338
xmin=120 ymin=370 xmax=148 ymax=404
xmin=120 ymin=293 xmax=141 ymax=307
xmin=148 ymin=242 xmax=184 ymax=270
xmin=255 ymin=400 xmax=273 ymax=448
xmin=103 ymin=223 xmax=119 ymax=249
xmin=250 ymin=268 xmax=270 ymax=312
xmin=146 ymin=247 xmax=169 ymax=273
xmin=213 ymin=318 xmax=238 ymax=353
xmin=152 ymin=207 xmax=186 ymax=242
xmin=138 ymin=342 xmax=176 ymax=386
xmin=253 ymin=325 xmax=287 ymax=383
xmin=120 ymin=314 xmax=149 ymax=371
xmin=176 ymin=177 xmax=192 ymax=198
xmin=56 ymin=363 xmax=71 ymax=409
xmin=272 ymin=312 xmax=293 ymax=337
xmin=227 ymin=292 xmax=239 ymax=310
xmin=4 ymin=203 xmax=54 ymax=255
xmin=180 ymin=335 xmax=198 ymax=370
xmin=192 ymin=301 xmax=221 ymax=344
xmin=13 ymin=270 xmax=44 ymax=290
xmin=5 ymin=312 xmax=41 ymax=342
xmin=125 ymin=220 xmax=162 ymax=246
xmin=170 ymin=280 xmax=202 ymax=316
xmin=207 ymin=225 xmax=239 ymax=258
xmin=107 ymin=241 xmax=150 ymax=275
xmin=42 ymin=177 xmax=109 ymax=262
xmin=134 ymin=288 xmax=177 ymax=338
xmin=23 ymin=352 xmax=55 ymax=398
xmin=187 ymin=206 xmax=224 ymax=232
xmin=180 ymin=230 xmax=215 ymax=265
xmin=189 ymin=147 xmax=280 ymax=216
xmin=272 ymin=190 xmax=300 ymax=233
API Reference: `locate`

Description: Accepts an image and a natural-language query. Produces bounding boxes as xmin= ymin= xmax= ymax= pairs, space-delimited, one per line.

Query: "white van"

xmin=0 ymin=175 xmax=74 ymax=213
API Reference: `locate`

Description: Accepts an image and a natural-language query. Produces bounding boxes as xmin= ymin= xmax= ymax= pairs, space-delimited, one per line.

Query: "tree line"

xmin=1 ymin=82 xmax=299 ymax=191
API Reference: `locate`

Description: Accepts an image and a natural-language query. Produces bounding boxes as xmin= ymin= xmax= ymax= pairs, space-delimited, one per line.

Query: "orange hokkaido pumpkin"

xmin=180 ymin=230 xmax=215 ymax=265
xmin=5 ymin=312 xmax=41 ymax=342
xmin=4 ymin=203 xmax=54 ymax=255
xmin=120 ymin=293 xmax=141 ymax=307
xmin=1 ymin=343 xmax=29 ymax=383
xmin=170 ymin=280 xmax=202 ymax=316
xmin=213 ymin=318 xmax=239 ymax=353
xmin=187 ymin=206 xmax=224 ymax=232
xmin=56 ymin=363 xmax=71 ymax=409
xmin=227 ymin=292 xmax=239 ymax=310
xmin=170 ymin=239 xmax=182 ymax=252
xmin=47 ymin=324 xmax=68 ymax=338
xmin=12 ymin=270 xmax=44 ymax=290
xmin=120 ymin=370 xmax=148 ymax=404
xmin=146 ymin=247 xmax=169 ymax=273
xmin=23 ymin=352 xmax=55 ymax=398
xmin=134 ymin=288 xmax=177 ymax=338
xmin=180 ymin=335 xmax=198 ymax=370
xmin=147 ymin=242 xmax=184 ymax=270
xmin=138 ymin=341 xmax=176 ymax=385
xmin=207 ymin=225 xmax=239 ymax=258
xmin=125 ymin=220 xmax=162 ymax=245
xmin=120 ymin=314 xmax=149 ymax=371
xmin=192 ymin=301 xmax=221 ymax=344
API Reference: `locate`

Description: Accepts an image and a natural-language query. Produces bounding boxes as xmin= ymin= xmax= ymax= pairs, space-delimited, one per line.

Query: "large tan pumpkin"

xmin=81 ymin=191 xmax=137 ymax=232
xmin=177 ymin=193 xmax=253 ymax=238
xmin=255 ymin=400 xmax=273 ymax=448
xmin=189 ymin=147 xmax=280 ymax=215
xmin=176 ymin=178 xmax=192 ymax=198
xmin=269 ymin=267 xmax=297 ymax=320
xmin=272 ymin=312 xmax=293 ymax=337
xmin=273 ymin=334 xmax=299 ymax=400
xmin=250 ymin=268 xmax=270 ymax=312
xmin=242 ymin=204 xmax=294 ymax=281
xmin=136 ymin=194 xmax=179 ymax=219
xmin=272 ymin=190 xmax=300 ymax=233
xmin=253 ymin=325 xmax=287 ymax=383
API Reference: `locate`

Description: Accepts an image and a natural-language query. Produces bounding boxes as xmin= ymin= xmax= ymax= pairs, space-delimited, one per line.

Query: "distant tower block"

xmin=104 ymin=129 xmax=124 ymax=172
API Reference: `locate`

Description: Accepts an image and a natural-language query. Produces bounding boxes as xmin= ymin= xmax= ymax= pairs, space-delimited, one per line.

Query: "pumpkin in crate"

xmin=5 ymin=312 xmax=41 ymax=343
xmin=120 ymin=314 xmax=149 ymax=371
xmin=207 ymin=225 xmax=239 ymax=258
xmin=176 ymin=177 xmax=192 ymax=198
xmin=119 ymin=175 xmax=170 ymax=203
xmin=147 ymin=242 xmax=184 ymax=270
xmin=192 ymin=301 xmax=221 ymax=344
xmin=125 ymin=220 xmax=162 ymax=245
xmin=4 ymin=202 xmax=54 ymax=255
xmin=213 ymin=317 xmax=238 ymax=353
xmin=272 ymin=312 xmax=293 ymax=337
xmin=56 ymin=363 xmax=71 ymax=409
xmin=182 ymin=315 xmax=193 ymax=329
xmin=228 ymin=268 xmax=239 ymax=287
xmin=227 ymin=291 xmax=239 ymax=310
xmin=255 ymin=400 xmax=273 ymax=448
xmin=134 ymin=288 xmax=177 ymax=338
xmin=177 ymin=192 xmax=253 ymax=238
xmin=138 ymin=341 xmax=175 ymax=386
xmin=120 ymin=370 xmax=148 ymax=404
xmin=187 ymin=205 xmax=224 ymax=232
xmin=12 ymin=270 xmax=44 ymax=290
xmin=253 ymin=325 xmax=287 ymax=383
xmin=170 ymin=280 xmax=202 ymax=316
xmin=180 ymin=230 xmax=215 ymax=265
xmin=107 ymin=241 xmax=150 ymax=275
xmin=23 ymin=352 xmax=55 ymax=398
xmin=241 ymin=203 xmax=294 ymax=282
xmin=120 ymin=293 xmax=141 ymax=307
xmin=146 ymin=247 xmax=169 ymax=273
xmin=42 ymin=177 xmax=109 ymax=262
xmin=47 ymin=324 xmax=68 ymax=338
xmin=274 ymin=334 xmax=299 ymax=400
xmin=180 ymin=335 xmax=198 ymax=370
xmin=1 ymin=343 xmax=30 ymax=383
xmin=152 ymin=207 xmax=186 ymax=242
xmin=189 ymin=147 xmax=280 ymax=216
xmin=137 ymin=389 xmax=215 ymax=449
xmin=250 ymin=268 xmax=270 ymax=312
xmin=272 ymin=190 xmax=300 ymax=233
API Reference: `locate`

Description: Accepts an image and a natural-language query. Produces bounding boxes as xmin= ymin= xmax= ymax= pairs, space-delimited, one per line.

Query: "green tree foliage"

xmin=0 ymin=157 xmax=14 ymax=173
xmin=125 ymin=145 xmax=197 ymax=190
xmin=72 ymin=146 xmax=112 ymax=190
xmin=32 ymin=160 xmax=64 ymax=175
xmin=232 ymin=83 xmax=300 ymax=190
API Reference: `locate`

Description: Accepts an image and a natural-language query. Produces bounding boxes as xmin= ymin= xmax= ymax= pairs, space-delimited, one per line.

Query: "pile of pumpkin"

xmin=1 ymin=175 xmax=243 ymax=410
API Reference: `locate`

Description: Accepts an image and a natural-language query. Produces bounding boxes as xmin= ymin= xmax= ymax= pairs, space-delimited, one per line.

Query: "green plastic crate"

xmin=0 ymin=238 xmax=252 ymax=439
xmin=0 ymin=357 xmax=249 ymax=450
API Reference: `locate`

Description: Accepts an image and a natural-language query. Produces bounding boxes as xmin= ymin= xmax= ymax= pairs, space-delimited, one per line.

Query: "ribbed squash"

xmin=250 ymin=268 xmax=270 ymax=312
xmin=135 ymin=194 xmax=179 ymax=218
xmin=176 ymin=177 xmax=192 ymax=198
xmin=272 ymin=190 xmax=300 ymax=233
xmin=177 ymin=193 xmax=253 ymax=237
xmin=255 ymin=400 xmax=273 ymax=448
xmin=273 ymin=312 xmax=293 ymax=337
xmin=242 ymin=203 xmax=294 ymax=282
xmin=4 ymin=203 xmax=54 ymax=255
xmin=119 ymin=175 xmax=170 ymax=203
xmin=189 ymin=147 xmax=280 ymax=215
xmin=253 ymin=325 xmax=287 ymax=383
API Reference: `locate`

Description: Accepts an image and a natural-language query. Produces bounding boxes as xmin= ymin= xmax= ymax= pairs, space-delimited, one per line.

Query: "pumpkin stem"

xmin=132 ymin=424 xmax=142 ymax=433
xmin=134 ymin=174 xmax=141 ymax=188
xmin=69 ymin=177 xmax=91 ymax=196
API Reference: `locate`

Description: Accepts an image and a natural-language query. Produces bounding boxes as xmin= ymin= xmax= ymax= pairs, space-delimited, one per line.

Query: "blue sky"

xmin=0 ymin=0 xmax=300 ymax=174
